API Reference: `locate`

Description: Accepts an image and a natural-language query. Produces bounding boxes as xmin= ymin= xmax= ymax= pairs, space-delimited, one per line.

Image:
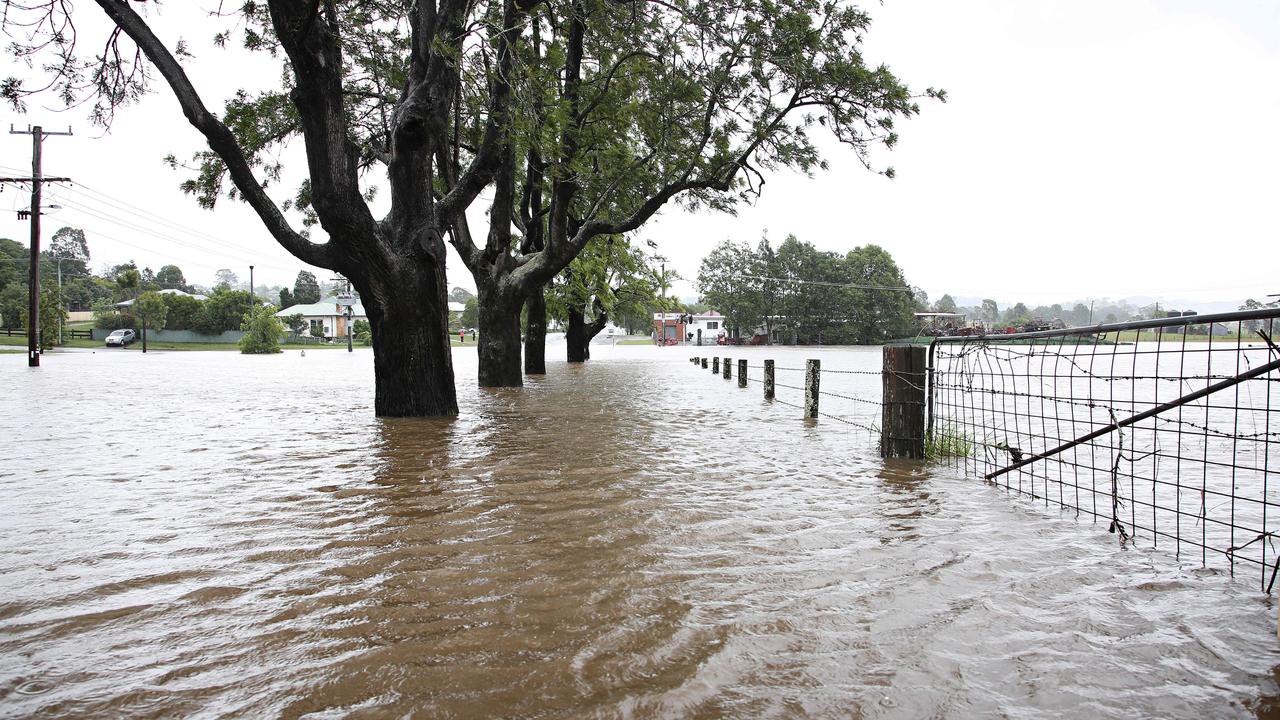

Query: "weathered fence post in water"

xmin=702 ymin=357 xmax=708 ymax=369
xmin=723 ymin=357 xmax=732 ymax=380
xmin=804 ymin=359 xmax=820 ymax=419
xmin=881 ymin=344 xmax=927 ymax=459
xmin=764 ymin=360 xmax=775 ymax=399
xmin=738 ymin=359 xmax=747 ymax=388
xmin=697 ymin=329 xmax=702 ymax=346
xmin=712 ymin=357 xmax=719 ymax=373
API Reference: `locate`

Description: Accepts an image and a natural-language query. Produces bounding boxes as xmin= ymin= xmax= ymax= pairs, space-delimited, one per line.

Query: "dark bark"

xmin=523 ymin=285 xmax=547 ymax=374
xmin=361 ymin=264 xmax=457 ymax=417
xmin=476 ymin=282 xmax=523 ymax=387
xmin=566 ymin=300 xmax=609 ymax=363
xmin=91 ymin=0 xmax=520 ymax=417
xmin=566 ymin=305 xmax=587 ymax=363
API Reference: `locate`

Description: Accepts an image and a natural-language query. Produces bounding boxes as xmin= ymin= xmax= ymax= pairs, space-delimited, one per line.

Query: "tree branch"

xmin=92 ymin=0 xmax=335 ymax=269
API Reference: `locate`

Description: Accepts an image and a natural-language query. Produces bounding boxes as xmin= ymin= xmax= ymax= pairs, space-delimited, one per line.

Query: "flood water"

xmin=4 ymin=341 xmax=1280 ymax=718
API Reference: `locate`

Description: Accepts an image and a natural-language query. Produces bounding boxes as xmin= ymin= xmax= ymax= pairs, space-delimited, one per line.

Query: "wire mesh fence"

xmin=687 ymin=308 xmax=1280 ymax=589
xmin=929 ymin=308 xmax=1280 ymax=589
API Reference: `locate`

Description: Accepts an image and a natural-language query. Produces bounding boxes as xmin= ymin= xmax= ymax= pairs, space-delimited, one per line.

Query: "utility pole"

xmin=654 ymin=256 xmax=668 ymax=346
xmin=332 ymin=274 xmax=354 ymax=351
xmin=5 ymin=124 xmax=72 ymax=366
xmin=249 ymin=265 xmax=255 ymax=302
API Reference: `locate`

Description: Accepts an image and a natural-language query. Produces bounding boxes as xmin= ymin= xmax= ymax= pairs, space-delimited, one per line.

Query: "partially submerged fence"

xmin=689 ymin=307 xmax=1280 ymax=590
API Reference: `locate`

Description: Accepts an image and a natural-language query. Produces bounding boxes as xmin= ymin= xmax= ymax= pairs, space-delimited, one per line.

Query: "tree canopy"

xmin=292 ymin=270 xmax=321 ymax=304
xmin=2 ymin=0 xmax=940 ymax=414
xmin=697 ymin=236 xmax=915 ymax=343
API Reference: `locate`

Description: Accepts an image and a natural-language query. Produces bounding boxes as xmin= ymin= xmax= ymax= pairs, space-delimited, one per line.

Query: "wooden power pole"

xmin=5 ymin=124 xmax=73 ymax=367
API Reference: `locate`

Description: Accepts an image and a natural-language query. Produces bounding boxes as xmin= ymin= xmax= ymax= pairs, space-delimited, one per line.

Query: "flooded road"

xmin=3 ymin=343 xmax=1279 ymax=718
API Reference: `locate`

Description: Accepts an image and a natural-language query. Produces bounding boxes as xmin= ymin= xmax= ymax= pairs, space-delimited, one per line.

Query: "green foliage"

xmin=114 ymin=268 xmax=141 ymax=301
xmin=981 ymin=299 xmax=1000 ymax=324
xmin=292 ymin=271 xmax=320 ymax=304
xmin=193 ymin=289 xmax=256 ymax=334
xmin=47 ymin=226 xmax=90 ymax=279
xmin=155 ymin=264 xmax=187 ymax=291
xmin=61 ymin=276 xmax=111 ymax=311
xmin=160 ymin=293 xmax=201 ymax=329
xmin=926 ymin=426 xmax=972 ymax=459
xmin=279 ymin=287 xmax=294 ymax=309
xmin=282 ymin=313 xmax=306 ymax=334
xmin=92 ymin=300 xmax=134 ymax=331
xmin=133 ymin=291 xmax=168 ymax=332
xmin=698 ymin=236 xmax=915 ymax=344
xmin=0 ymin=238 xmax=27 ymax=290
xmin=239 ymin=303 xmax=284 ymax=354
xmin=697 ymin=239 xmax=764 ymax=337
xmin=20 ymin=285 xmax=66 ymax=348
xmin=353 ymin=318 xmax=372 ymax=345
xmin=1002 ymin=302 xmax=1031 ymax=325
xmin=448 ymin=287 xmax=474 ymax=304
xmin=0 ymin=282 xmax=25 ymax=330
xmin=460 ymin=298 xmax=477 ymax=329
xmin=547 ymin=236 xmax=660 ymax=334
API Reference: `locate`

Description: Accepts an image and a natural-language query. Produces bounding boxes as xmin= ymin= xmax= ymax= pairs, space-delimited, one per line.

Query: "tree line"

xmin=697 ymin=236 xmax=917 ymax=344
xmin=920 ymin=293 xmax=1278 ymax=330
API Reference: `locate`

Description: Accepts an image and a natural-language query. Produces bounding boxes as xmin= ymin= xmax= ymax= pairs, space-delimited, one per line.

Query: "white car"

xmin=105 ymin=329 xmax=137 ymax=347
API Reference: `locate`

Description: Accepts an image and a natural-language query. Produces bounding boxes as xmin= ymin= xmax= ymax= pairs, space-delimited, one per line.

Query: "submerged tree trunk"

xmin=476 ymin=283 xmax=523 ymax=387
xmin=566 ymin=305 xmax=587 ymax=363
xmin=523 ymin=285 xmax=547 ymax=375
xmin=360 ymin=266 xmax=458 ymax=417
xmin=566 ymin=301 xmax=609 ymax=362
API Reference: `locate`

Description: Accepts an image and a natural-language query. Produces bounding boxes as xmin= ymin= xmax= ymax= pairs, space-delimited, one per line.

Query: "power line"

xmin=725 ymin=272 xmax=915 ymax=292
xmin=1 ymin=164 xmax=318 ymax=275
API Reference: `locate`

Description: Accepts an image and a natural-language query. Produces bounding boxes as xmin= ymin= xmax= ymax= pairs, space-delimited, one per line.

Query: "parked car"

xmin=105 ymin=329 xmax=137 ymax=347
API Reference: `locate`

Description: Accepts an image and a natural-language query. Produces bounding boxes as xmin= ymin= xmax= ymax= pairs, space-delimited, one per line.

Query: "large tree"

xmin=697 ymin=239 xmax=764 ymax=339
xmin=451 ymin=0 xmax=935 ymax=385
xmin=155 ymin=264 xmax=188 ymax=291
xmin=5 ymin=0 xmax=523 ymax=415
xmin=3 ymin=0 xmax=934 ymax=414
xmin=292 ymin=270 xmax=321 ymax=305
xmin=548 ymin=236 xmax=659 ymax=362
xmin=47 ymin=226 xmax=91 ymax=278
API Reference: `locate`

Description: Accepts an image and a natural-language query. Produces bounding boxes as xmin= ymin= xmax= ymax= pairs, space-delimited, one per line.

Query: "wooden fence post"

xmin=764 ymin=359 xmax=775 ymax=399
xmin=881 ymin=344 xmax=927 ymax=459
xmin=722 ymin=357 xmax=732 ymax=379
xmin=738 ymin=359 xmax=747 ymax=388
xmin=702 ymin=357 xmax=708 ymax=369
xmin=712 ymin=357 xmax=719 ymax=373
xmin=697 ymin=329 xmax=702 ymax=346
xmin=804 ymin=359 xmax=820 ymax=418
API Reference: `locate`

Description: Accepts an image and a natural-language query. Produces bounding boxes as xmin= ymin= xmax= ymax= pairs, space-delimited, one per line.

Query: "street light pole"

xmin=654 ymin=255 xmax=668 ymax=346
xmin=249 ymin=265 xmax=254 ymax=302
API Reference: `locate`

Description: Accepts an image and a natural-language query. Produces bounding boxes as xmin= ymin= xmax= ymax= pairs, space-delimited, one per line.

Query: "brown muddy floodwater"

xmin=3 ymin=341 xmax=1280 ymax=718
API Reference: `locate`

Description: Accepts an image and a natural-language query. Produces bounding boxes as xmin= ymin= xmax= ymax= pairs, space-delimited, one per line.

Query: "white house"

xmin=651 ymin=310 xmax=726 ymax=344
xmin=276 ymin=296 xmax=367 ymax=338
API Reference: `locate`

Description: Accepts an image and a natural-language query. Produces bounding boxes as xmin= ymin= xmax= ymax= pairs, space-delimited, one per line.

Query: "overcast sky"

xmin=2 ymin=0 xmax=1277 ymax=308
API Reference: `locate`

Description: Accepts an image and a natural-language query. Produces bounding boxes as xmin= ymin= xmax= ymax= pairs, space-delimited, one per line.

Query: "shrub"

xmin=239 ymin=304 xmax=284 ymax=354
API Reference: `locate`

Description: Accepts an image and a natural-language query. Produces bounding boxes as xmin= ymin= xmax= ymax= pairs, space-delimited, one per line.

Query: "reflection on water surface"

xmin=2 ymin=344 xmax=1278 ymax=717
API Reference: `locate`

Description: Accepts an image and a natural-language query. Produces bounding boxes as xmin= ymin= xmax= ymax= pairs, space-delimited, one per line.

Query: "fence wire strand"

xmin=930 ymin=312 xmax=1280 ymax=590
